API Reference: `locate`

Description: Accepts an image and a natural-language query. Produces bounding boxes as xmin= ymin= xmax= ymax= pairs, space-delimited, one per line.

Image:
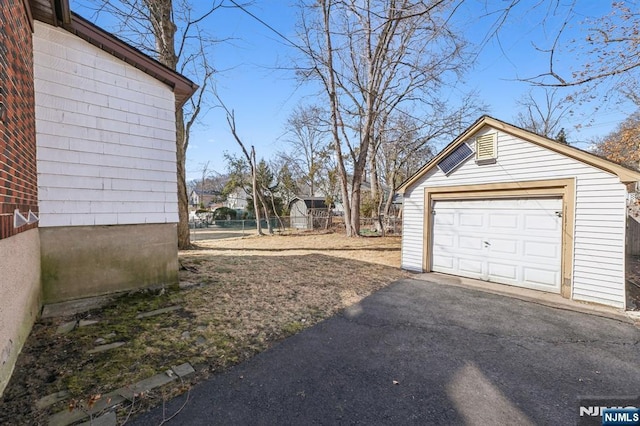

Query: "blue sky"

xmin=71 ymin=1 xmax=636 ymax=182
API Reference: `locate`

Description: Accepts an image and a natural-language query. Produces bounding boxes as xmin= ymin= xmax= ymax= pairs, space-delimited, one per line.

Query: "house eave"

xmin=29 ymin=0 xmax=198 ymax=107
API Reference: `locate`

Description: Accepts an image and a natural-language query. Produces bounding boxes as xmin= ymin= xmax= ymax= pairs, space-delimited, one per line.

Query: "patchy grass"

xmin=0 ymin=232 xmax=409 ymax=424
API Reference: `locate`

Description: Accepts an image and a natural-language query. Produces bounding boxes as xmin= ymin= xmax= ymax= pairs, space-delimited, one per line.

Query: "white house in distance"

xmin=33 ymin=6 xmax=197 ymax=302
xmin=225 ymin=187 xmax=249 ymax=212
xmin=399 ymin=115 xmax=640 ymax=309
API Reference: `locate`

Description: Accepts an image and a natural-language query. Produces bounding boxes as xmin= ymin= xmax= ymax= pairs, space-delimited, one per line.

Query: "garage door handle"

xmin=484 ymin=241 xmax=490 ymax=247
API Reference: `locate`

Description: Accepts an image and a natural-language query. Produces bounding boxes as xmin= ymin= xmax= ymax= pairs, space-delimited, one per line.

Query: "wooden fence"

xmin=628 ymin=216 xmax=640 ymax=256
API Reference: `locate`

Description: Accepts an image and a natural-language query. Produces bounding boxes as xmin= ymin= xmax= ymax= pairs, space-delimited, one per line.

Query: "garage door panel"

xmin=459 ymin=213 xmax=483 ymax=227
xmin=524 ymin=241 xmax=559 ymax=259
xmin=523 ymin=268 xmax=560 ymax=288
xmin=524 ymin=213 xmax=560 ymax=231
xmin=433 ymin=233 xmax=455 ymax=249
xmin=488 ymin=263 xmax=518 ymax=281
xmin=488 ymin=238 xmax=518 ymax=254
xmin=432 ymin=198 xmax=562 ymax=293
xmin=489 ymin=214 xmax=518 ymax=229
xmin=432 ymin=254 xmax=454 ymax=270
xmin=459 ymin=235 xmax=483 ymax=250
xmin=435 ymin=212 xmax=455 ymax=226
xmin=458 ymin=258 xmax=483 ymax=275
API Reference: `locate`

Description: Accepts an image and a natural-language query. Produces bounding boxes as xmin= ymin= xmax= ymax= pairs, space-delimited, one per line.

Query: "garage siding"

xmin=402 ymin=127 xmax=628 ymax=308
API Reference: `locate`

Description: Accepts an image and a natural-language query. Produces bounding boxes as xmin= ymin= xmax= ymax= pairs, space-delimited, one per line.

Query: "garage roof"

xmin=399 ymin=115 xmax=640 ymax=193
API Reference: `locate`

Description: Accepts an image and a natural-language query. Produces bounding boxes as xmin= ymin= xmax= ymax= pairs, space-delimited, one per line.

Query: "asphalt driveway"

xmin=132 ymin=278 xmax=640 ymax=425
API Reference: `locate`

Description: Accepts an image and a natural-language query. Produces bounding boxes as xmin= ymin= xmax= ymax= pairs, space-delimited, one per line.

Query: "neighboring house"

xmin=399 ymin=115 xmax=640 ymax=310
xmin=189 ymin=189 xmax=218 ymax=209
xmin=289 ymin=197 xmax=333 ymax=229
xmin=225 ymin=187 xmax=249 ymax=211
xmin=0 ymin=0 xmax=196 ymax=396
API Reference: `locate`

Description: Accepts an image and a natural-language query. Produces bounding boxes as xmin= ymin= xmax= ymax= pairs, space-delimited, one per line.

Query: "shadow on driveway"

xmin=132 ymin=278 xmax=640 ymax=425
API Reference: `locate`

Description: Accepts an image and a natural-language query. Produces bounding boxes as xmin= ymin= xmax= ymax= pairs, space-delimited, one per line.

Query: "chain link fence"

xmin=189 ymin=215 xmax=402 ymax=241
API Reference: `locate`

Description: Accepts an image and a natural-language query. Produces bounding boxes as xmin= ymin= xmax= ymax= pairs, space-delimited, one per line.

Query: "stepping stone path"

xmin=47 ymin=362 xmax=196 ymax=426
xmin=47 ymin=306 xmax=190 ymax=426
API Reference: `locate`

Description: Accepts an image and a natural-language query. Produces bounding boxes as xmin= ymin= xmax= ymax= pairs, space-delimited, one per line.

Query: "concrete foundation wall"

xmin=40 ymin=223 xmax=178 ymax=303
xmin=0 ymin=229 xmax=42 ymax=397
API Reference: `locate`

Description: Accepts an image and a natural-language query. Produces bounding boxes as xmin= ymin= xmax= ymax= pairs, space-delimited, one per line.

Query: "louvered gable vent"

xmin=437 ymin=143 xmax=473 ymax=175
xmin=475 ymin=133 xmax=497 ymax=164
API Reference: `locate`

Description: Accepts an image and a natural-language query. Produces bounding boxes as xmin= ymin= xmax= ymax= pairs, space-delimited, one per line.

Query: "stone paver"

xmin=87 ymin=342 xmax=125 ymax=354
xmin=118 ymin=370 xmax=177 ymax=401
xmin=55 ymin=321 xmax=77 ymax=335
xmin=48 ymin=391 xmax=125 ymax=426
xmin=135 ymin=305 xmax=182 ymax=319
xmin=171 ymin=363 xmax=195 ymax=379
xmin=35 ymin=390 xmax=69 ymax=410
xmin=78 ymin=319 xmax=100 ymax=327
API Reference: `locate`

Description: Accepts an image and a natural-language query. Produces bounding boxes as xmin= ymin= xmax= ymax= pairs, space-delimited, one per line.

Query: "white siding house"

xmin=400 ymin=116 xmax=640 ymax=309
xmin=34 ymin=21 xmax=178 ymax=227
xmin=32 ymin=13 xmax=196 ymax=303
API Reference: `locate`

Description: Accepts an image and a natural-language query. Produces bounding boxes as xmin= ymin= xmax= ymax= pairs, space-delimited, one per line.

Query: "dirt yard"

xmin=0 ymin=232 xmax=409 ymax=425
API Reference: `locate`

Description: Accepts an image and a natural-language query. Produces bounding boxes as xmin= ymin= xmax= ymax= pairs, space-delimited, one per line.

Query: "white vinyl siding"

xmin=33 ymin=21 xmax=178 ymax=227
xmin=402 ymin=126 xmax=628 ymax=308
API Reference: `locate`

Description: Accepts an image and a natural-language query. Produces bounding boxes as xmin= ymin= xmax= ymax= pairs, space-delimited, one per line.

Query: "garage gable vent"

xmin=475 ymin=133 xmax=497 ymax=164
xmin=437 ymin=142 xmax=474 ymax=175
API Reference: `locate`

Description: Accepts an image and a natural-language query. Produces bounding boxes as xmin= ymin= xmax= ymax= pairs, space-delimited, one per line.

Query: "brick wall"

xmin=0 ymin=0 xmax=38 ymax=239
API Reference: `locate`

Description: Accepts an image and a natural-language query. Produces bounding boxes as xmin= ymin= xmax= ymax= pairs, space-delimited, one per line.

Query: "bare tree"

xmin=76 ymin=0 xmax=224 ymax=248
xmin=295 ymin=0 xmax=468 ymax=237
xmin=375 ymin=95 xmax=484 ymax=221
xmin=515 ymin=88 xmax=569 ymax=139
xmin=524 ymin=1 xmax=640 ymax=106
xmin=279 ymin=104 xmax=330 ymax=197
xmin=218 ymin=96 xmax=274 ymax=235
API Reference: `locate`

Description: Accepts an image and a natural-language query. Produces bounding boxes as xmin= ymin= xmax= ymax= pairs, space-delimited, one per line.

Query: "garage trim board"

xmin=423 ymin=179 xmax=575 ymax=298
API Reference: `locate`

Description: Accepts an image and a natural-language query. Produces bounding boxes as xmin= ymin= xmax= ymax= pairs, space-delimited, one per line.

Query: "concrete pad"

xmin=136 ymin=306 xmax=182 ymax=319
xmin=35 ymin=390 xmax=69 ymax=410
xmin=414 ymin=272 xmax=633 ymax=323
xmin=87 ymin=342 xmax=125 ymax=354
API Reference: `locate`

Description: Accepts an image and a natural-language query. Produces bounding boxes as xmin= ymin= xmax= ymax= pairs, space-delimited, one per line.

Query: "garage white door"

xmin=431 ymin=198 xmax=562 ymax=293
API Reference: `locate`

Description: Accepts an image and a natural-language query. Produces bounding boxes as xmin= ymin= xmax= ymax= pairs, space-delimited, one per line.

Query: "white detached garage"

xmin=399 ymin=116 xmax=640 ymax=309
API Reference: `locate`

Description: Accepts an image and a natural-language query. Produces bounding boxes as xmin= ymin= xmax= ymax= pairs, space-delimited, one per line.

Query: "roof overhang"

xmin=399 ymin=115 xmax=640 ymax=193
xmin=29 ymin=0 xmax=198 ymax=108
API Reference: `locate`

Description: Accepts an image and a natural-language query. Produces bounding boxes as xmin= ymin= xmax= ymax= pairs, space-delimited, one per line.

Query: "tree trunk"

xmin=250 ymin=148 xmax=263 ymax=235
xmin=321 ymin=0 xmax=354 ymax=237
xmin=145 ymin=0 xmax=190 ymax=248
xmin=176 ymin=109 xmax=191 ymax=248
